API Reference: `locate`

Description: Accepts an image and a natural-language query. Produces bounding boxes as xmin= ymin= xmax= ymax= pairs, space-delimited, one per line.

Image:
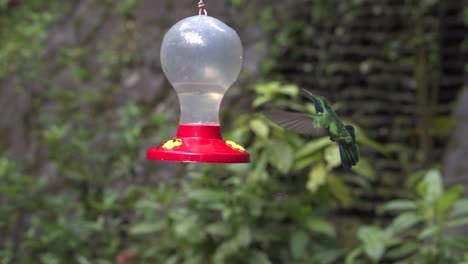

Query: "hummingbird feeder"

xmin=146 ymin=1 xmax=250 ymax=163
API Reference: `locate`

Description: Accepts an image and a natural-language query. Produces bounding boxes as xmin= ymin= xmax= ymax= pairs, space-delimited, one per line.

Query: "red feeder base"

xmin=146 ymin=125 xmax=250 ymax=163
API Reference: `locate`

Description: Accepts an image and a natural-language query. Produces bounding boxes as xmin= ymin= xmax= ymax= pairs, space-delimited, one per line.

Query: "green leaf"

xmin=435 ymin=185 xmax=464 ymax=218
xmin=418 ymin=226 xmax=439 ymax=240
xmin=306 ymin=218 xmax=336 ymax=237
xmin=130 ymin=221 xmax=165 ymax=235
xmin=381 ymin=200 xmax=417 ymax=212
xmin=351 ymin=158 xmax=376 ymax=180
xmin=76 ymin=256 xmax=91 ymax=264
xmin=357 ymin=226 xmax=386 ymax=262
xmin=230 ymin=0 xmax=246 ymax=9
xmin=385 ymin=241 xmax=419 ymax=260
xmin=324 ymin=145 xmax=341 ymax=169
xmin=296 ymin=137 xmax=332 ymax=159
xmin=327 ymin=175 xmax=353 ymax=207
xmin=206 ymin=222 xmax=232 ymax=237
xmin=345 ymin=247 xmax=362 ymax=264
xmin=447 ymin=217 xmax=468 ymax=228
xmin=250 ymin=119 xmax=269 ymax=138
xmin=280 ymin=84 xmax=299 ymax=97
xmin=186 ymin=189 xmax=226 ymax=203
xmin=251 ymin=152 xmax=269 ymax=181
xmin=0 ymin=157 xmax=8 ymax=176
xmin=290 ymin=230 xmax=309 ymax=259
xmin=387 ymin=212 xmax=421 ymax=236
xmin=268 ymin=142 xmax=294 ymax=174
xmin=173 ymin=214 xmax=205 ymax=242
xmin=236 ymin=226 xmax=252 ymax=247
xmin=356 ymin=134 xmax=390 ymax=155
xmin=306 ymin=162 xmax=328 ymax=193
xmin=248 ymin=250 xmax=272 ymax=264
xmin=431 ymin=115 xmax=455 ymax=137
xmin=450 ymin=199 xmax=468 ymax=218
xmin=253 ymin=96 xmax=271 ymax=107
xmin=417 ymin=169 xmax=443 ymax=205
xmin=214 ymin=239 xmax=240 ymax=262
xmin=294 ymin=151 xmax=322 ymax=171
xmin=164 ymin=256 xmax=181 ymax=264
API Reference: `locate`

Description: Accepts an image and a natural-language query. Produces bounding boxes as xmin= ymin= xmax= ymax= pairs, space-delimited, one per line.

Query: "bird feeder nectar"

xmin=146 ymin=6 xmax=250 ymax=163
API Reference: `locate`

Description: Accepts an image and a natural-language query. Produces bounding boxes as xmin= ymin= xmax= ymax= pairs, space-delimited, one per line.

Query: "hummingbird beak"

xmin=301 ymin=89 xmax=324 ymax=113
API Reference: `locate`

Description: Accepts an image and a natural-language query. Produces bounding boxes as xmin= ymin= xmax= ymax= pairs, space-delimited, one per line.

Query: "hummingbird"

xmin=263 ymin=89 xmax=359 ymax=169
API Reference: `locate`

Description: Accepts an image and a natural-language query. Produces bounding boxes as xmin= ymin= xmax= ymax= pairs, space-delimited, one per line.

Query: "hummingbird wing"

xmin=263 ymin=111 xmax=327 ymax=136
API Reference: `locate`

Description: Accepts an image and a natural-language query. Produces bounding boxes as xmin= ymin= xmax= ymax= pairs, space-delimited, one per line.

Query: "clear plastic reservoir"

xmin=160 ymin=15 xmax=243 ymax=125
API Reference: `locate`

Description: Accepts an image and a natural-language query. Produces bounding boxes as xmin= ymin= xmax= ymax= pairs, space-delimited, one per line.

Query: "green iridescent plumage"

xmin=263 ymin=89 xmax=359 ymax=169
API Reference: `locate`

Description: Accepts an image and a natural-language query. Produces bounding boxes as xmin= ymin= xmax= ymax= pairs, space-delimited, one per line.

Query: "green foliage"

xmin=124 ymin=84 xmax=360 ymax=263
xmin=1 ymin=1 xmax=467 ymax=263
xmin=1 ymin=82 xmax=378 ymax=263
xmin=347 ymin=169 xmax=468 ymax=264
xmin=0 ymin=1 xmax=66 ymax=78
xmin=1 ymin=82 xmax=467 ymax=264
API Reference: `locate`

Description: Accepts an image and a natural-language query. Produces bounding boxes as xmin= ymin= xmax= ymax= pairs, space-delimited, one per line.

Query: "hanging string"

xmin=198 ymin=0 xmax=207 ymax=16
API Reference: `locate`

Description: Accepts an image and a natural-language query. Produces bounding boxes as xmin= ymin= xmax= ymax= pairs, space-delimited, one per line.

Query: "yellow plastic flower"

xmin=226 ymin=140 xmax=245 ymax=152
xmin=173 ymin=138 xmax=183 ymax=147
xmin=162 ymin=138 xmax=183 ymax=150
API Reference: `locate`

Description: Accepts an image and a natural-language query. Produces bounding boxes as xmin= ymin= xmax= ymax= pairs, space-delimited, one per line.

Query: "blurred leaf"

xmin=206 ymin=222 xmax=232 ymax=237
xmin=327 ymin=175 xmax=353 ymax=207
xmin=173 ymin=214 xmax=204 ymax=242
xmin=387 ymin=212 xmax=421 ymax=236
xmin=253 ymin=96 xmax=271 ymax=108
xmin=418 ymin=226 xmax=439 ymax=240
xmin=356 ymin=134 xmax=391 ymax=155
xmin=357 ymin=226 xmax=386 ymax=262
xmin=43 ymin=124 xmax=70 ymax=142
xmin=431 ymin=115 xmax=454 ymax=137
xmin=306 ymin=162 xmax=327 ymax=193
xmin=351 ymin=158 xmax=376 ymax=180
xmin=186 ymin=189 xmax=226 ymax=203
xmin=251 ymin=152 xmax=269 ymax=182
xmin=450 ymin=199 xmax=468 ymax=218
xmin=281 ymin=84 xmax=300 ymax=97
xmin=306 ymin=218 xmax=336 ymax=237
xmin=435 ymin=185 xmax=464 ymax=218
xmin=76 ymin=256 xmax=91 ymax=264
xmin=249 ymin=119 xmax=270 ymax=138
xmin=294 ymin=151 xmax=322 ymax=171
xmin=381 ymin=200 xmax=417 ymax=212
xmin=0 ymin=157 xmax=8 ymax=176
xmin=325 ymin=145 xmax=341 ymax=169
xmin=463 ymin=6 xmax=468 ymax=26
xmin=417 ymin=169 xmax=443 ymax=205
xmin=130 ymin=221 xmax=165 ymax=235
xmin=385 ymin=241 xmax=419 ymax=260
xmin=296 ymin=137 xmax=331 ymax=159
xmin=290 ymin=230 xmax=309 ymax=259
xmin=268 ymin=142 xmax=294 ymax=174
xmin=214 ymin=239 xmax=240 ymax=262
xmin=236 ymin=226 xmax=252 ymax=247
xmin=345 ymin=247 xmax=362 ymax=264
xmin=248 ymin=250 xmax=272 ymax=264
xmin=164 ymin=256 xmax=181 ymax=264
xmin=447 ymin=217 xmax=468 ymax=228
xmin=230 ymin=0 xmax=246 ymax=9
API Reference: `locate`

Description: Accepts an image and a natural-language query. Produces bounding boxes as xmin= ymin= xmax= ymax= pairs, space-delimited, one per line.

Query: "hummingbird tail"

xmin=339 ymin=125 xmax=359 ymax=170
xmin=339 ymin=143 xmax=359 ymax=170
